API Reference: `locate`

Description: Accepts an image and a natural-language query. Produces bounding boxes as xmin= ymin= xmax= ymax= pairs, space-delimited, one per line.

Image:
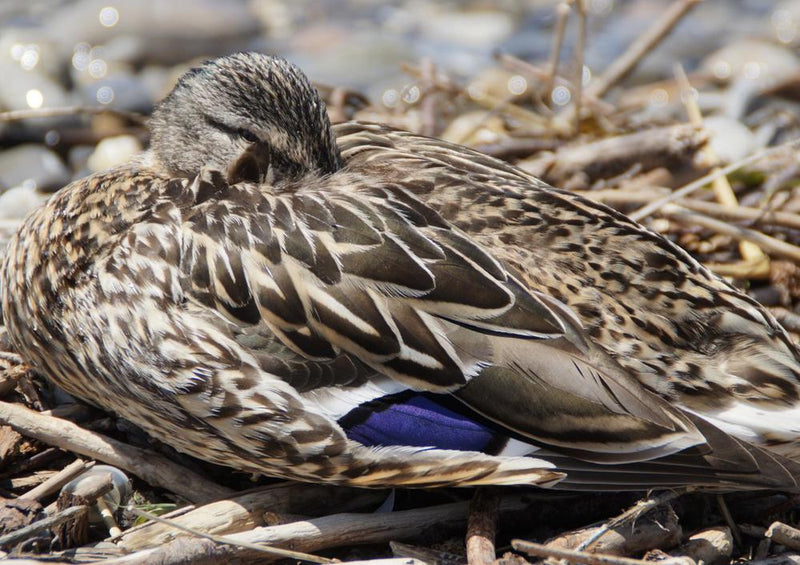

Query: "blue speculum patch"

xmin=339 ymin=392 xmax=501 ymax=452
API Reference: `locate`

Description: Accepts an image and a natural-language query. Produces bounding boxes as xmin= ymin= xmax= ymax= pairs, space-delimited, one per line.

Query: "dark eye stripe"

xmin=204 ymin=115 xmax=258 ymax=142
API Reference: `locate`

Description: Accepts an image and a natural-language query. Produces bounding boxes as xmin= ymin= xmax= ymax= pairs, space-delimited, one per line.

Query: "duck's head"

xmin=150 ymin=52 xmax=341 ymax=180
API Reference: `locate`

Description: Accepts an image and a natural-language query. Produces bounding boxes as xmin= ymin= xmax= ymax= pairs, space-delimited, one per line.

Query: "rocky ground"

xmin=4 ymin=1 xmax=800 ymax=563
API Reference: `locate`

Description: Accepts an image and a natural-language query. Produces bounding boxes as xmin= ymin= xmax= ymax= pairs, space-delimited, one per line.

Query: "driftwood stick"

xmin=670 ymin=526 xmax=733 ymax=565
xmin=584 ymin=191 xmax=800 ymax=232
xmin=337 ymin=560 xmax=427 ymax=565
xmin=662 ymin=204 xmax=800 ymax=263
xmin=391 ymin=540 xmax=465 ymax=565
xmin=525 ymin=124 xmax=706 ymax=185
xmin=0 ymin=401 xmax=231 ymax=503
xmin=105 ymin=498 xmax=529 ymax=565
xmin=586 ymin=0 xmax=702 ymax=98
xmin=20 ymin=459 xmax=92 ymax=502
xmin=0 ymin=504 xmax=87 ymax=548
xmin=513 ymin=539 xmax=694 ymax=565
xmin=676 ymin=62 xmax=769 ymax=276
xmin=127 ymin=506 xmax=335 ymax=563
xmin=576 ymin=489 xmax=687 ymax=552
xmin=117 ymin=482 xmax=388 ymax=550
xmin=747 ymin=554 xmax=800 ymax=565
xmin=766 ymin=521 xmax=800 ymax=550
xmin=629 ymin=137 xmax=800 ymax=221
xmin=547 ymin=502 xmax=681 ymax=555
xmin=572 ymin=0 xmax=587 ymax=134
xmin=0 ymin=106 xmax=145 ymax=124
xmin=544 ymin=1 xmax=572 ymax=101
xmin=420 ymin=57 xmax=439 ymax=137
xmin=466 ymin=488 xmax=500 ymax=565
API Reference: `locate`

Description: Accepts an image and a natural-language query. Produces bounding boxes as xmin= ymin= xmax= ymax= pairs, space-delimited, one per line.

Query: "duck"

xmin=3 ymin=52 xmax=800 ymax=491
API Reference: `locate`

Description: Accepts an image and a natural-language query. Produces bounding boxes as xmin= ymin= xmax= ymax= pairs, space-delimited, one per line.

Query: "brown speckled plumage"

xmin=4 ymin=53 xmax=800 ymax=491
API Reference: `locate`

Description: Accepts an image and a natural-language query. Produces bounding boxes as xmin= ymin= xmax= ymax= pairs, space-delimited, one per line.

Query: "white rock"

xmin=87 ymin=135 xmax=142 ymax=172
xmin=703 ymin=115 xmax=758 ymax=164
xmin=0 ymin=185 xmax=50 ymax=219
xmin=702 ymin=39 xmax=799 ymax=85
xmin=0 ymin=144 xmax=70 ymax=192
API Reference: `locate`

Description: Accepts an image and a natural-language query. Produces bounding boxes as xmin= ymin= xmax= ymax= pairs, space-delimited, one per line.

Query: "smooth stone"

xmin=0 ymin=144 xmax=70 ymax=193
xmin=702 ymin=38 xmax=800 ymax=84
xmin=0 ymin=185 xmax=50 ymax=219
xmin=0 ymin=60 xmax=74 ymax=113
xmin=87 ymin=135 xmax=142 ymax=172
xmin=79 ymin=72 xmax=153 ymax=111
xmin=702 ymin=115 xmax=758 ymax=164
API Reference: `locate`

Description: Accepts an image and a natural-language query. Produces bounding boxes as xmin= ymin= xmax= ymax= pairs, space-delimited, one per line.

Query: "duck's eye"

xmin=204 ymin=115 xmax=259 ymax=143
xmin=238 ymin=129 xmax=258 ymax=143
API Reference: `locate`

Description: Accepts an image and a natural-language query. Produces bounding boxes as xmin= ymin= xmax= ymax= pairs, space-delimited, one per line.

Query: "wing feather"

xmin=178 ymin=167 xmax=704 ymax=467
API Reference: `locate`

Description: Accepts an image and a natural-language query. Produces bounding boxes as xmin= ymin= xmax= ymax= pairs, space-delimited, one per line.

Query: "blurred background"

xmin=3 ymin=0 xmax=800 ymax=297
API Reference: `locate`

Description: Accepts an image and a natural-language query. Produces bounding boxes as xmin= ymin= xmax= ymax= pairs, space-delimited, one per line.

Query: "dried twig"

xmin=20 ymin=459 xmax=92 ymax=502
xmin=0 ymin=505 xmax=87 ymax=549
xmin=586 ymin=0 xmax=702 ymax=98
xmin=766 ymin=521 xmax=800 ymax=550
xmin=544 ymin=1 xmax=572 ymax=101
xmin=514 ymin=539 xmax=695 ymax=565
xmin=421 ymin=58 xmax=439 ymax=137
xmin=0 ymin=106 xmax=145 ymax=124
xmin=629 ymin=137 xmax=800 ymax=221
xmin=662 ymin=204 xmax=800 ymax=264
xmin=127 ymin=506 xmax=335 ymax=564
xmin=675 ymin=62 xmax=769 ymax=277
xmin=466 ymin=488 xmax=500 ymax=565
xmin=496 ymin=53 xmax=613 ymax=114
xmin=671 ymin=526 xmax=733 ymax=565
xmin=572 ymin=0 xmax=587 ymax=134
xmin=576 ymin=489 xmax=688 ymax=552
xmin=714 ymin=494 xmax=742 ymax=549
xmin=547 ymin=502 xmax=681 ymax=555
xmin=391 ymin=541 xmax=465 ymax=565
xmin=524 ymin=123 xmax=706 ymax=185
xmin=104 ymin=498 xmax=530 ymax=565
xmin=117 ymin=482 xmax=387 ymax=550
xmin=0 ymin=401 xmax=232 ymax=503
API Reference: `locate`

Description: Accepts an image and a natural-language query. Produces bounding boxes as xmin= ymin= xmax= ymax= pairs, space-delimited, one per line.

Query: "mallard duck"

xmin=4 ymin=52 xmax=800 ymax=490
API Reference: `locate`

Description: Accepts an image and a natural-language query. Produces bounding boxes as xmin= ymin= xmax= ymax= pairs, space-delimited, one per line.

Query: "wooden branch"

xmin=670 ymin=526 xmax=732 ymax=565
xmin=103 ymin=498 xmax=530 ymax=565
xmin=544 ymin=1 xmax=572 ymax=101
xmin=546 ymin=503 xmax=681 ymax=556
xmin=118 ymin=482 xmax=388 ymax=550
xmin=0 ymin=401 xmax=231 ymax=503
xmin=391 ymin=540 xmax=465 ymax=565
xmin=766 ymin=521 xmax=800 ymax=550
xmin=523 ymin=124 xmax=706 ymax=186
xmin=662 ymin=204 xmax=800 ymax=263
xmin=586 ymin=0 xmax=702 ymax=98
xmin=127 ymin=506 xmax=335 ymax=563
xmin=338 ymin=560 xmax=428 ymax=565
xmin=0 ymin=106 xmax=145 ymax=124
xmin=513 ymin=539 xmax=695 ymax=565
xmin=572 ymin=0 xmax=587 ymax=134
xmin=20 ymin=459 xmax=92 ymax=502
xmin=466 ymin=488 xmax=500 ymax=565
xmin=629 ymin=138 xmax=800 ymax=221
xmin=0 ymin=505 xmax=87 ymax=549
